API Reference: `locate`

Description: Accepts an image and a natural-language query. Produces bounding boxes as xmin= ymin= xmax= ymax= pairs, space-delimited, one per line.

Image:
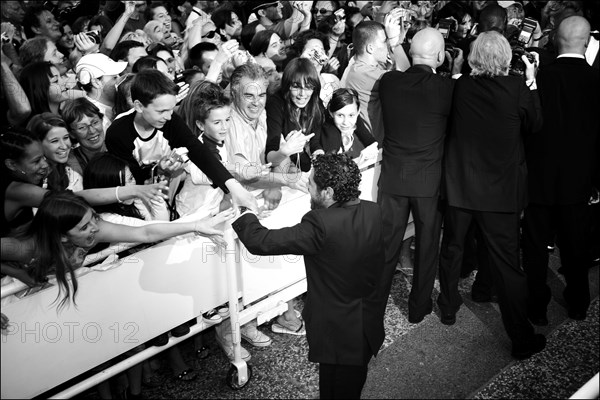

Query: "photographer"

xmin=438 ymin=30 xmax=545 ymax=360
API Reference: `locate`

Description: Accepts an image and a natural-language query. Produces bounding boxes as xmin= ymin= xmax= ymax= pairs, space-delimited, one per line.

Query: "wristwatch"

xmin=238 ymin=206 xmax=249 ymax=214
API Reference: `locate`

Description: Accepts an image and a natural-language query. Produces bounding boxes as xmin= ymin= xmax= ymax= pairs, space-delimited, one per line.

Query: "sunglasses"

xmin=201 ymin=30 xmax=226 ymax=41
xmin=314 ymin=8 xmax=333 ymax=15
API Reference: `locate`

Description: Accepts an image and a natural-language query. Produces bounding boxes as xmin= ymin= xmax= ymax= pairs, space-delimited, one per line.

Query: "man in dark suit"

xmin=522 ymin=15 xmax=600 ymax=324
xmin=437 ymin=31 xmax=545 ymax=360
xmin=232 ymin=153 xmax=386 ymax=399
xmin=378 ymin=28 xmax=461 ymax=324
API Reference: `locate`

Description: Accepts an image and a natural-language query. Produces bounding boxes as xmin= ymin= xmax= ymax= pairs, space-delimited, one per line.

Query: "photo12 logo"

xmin=2 ymin=321 xmax=140 ymax=344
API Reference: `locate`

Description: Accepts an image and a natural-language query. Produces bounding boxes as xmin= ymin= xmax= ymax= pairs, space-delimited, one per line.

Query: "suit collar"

xmin=556 ymin=56 xmax=588 ymax=65
xmin=407 ymin=64 xmax=436 ymax=74
xmin=330 ymin=198 xmax=360 ymax=208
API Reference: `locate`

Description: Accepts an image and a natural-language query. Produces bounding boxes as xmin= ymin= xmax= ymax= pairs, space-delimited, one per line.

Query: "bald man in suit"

xmin=379 ymin=28 xmax=461 ymax=324
xmin=522 ymin=16 xmax=600 ymax=324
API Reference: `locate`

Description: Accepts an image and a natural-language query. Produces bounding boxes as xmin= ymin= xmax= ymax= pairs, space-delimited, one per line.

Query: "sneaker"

xmin=240 ymin=324 xmax=272 ymax=347
xmin=215 ymin=332 xmax=251 ymax=362
xmin=201 ymin=309 xmax=222 ymax=326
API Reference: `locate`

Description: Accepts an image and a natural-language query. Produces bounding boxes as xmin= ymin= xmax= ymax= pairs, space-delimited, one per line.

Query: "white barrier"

xmin=570 ymin=373 xmax=599 ymax=399
xmin=1 ymin=159 xmax=414 ymax=398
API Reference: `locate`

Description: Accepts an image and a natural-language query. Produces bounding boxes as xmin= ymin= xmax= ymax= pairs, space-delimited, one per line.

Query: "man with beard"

xmin=232 ymin=153 xmax=386 ymax=399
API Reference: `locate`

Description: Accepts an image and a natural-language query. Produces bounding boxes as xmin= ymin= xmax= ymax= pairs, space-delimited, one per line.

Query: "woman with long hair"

xmin=1 ymin=190 xmax=233 ymax=310
xmin=288 ymin=29 xmax=342 ymax=106
xmin=26 ymin=112 xmax=83 ymax=192
xmin=265 ymin=57 xmax=325 ymax=173
xmin=19 ymin=61 xmax=71 ymax=116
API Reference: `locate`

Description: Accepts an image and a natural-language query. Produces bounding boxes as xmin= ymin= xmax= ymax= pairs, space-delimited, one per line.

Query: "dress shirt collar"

xmin=557 ymin=53 xmax=585 ymax=59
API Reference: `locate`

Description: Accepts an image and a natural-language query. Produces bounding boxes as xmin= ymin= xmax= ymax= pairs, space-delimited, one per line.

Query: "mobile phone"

xmin=518 ymin=18 xmax=536 ymax=46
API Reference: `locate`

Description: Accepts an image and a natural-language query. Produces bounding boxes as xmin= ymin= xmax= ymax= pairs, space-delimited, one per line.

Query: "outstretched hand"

xmin=193 ymin=208 xmax=237 ymax=248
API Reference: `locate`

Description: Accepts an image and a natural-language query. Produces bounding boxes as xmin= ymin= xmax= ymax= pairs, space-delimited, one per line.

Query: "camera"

xmin=307 ymin=48 xmax=328 ymax=67
xmin=85 ymin=30 xmax=102 ymax=44
xmin=509 ymin=46 xmax=535 ymax=76
xmin=333 ymin=8 xmax=345 ymax=23
xmin=174 ymin=73 xmax=186 ymax=85
xmin=437 ymin=18 xmax=456 ymax=39
xmin=438 ymin=45 xmax=459 ymax=76
xmin=517 ymin=17 xmax=536 ymax=46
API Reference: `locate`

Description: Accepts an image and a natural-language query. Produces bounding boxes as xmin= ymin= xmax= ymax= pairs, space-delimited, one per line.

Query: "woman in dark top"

xmin=265 ymin=57 xmax=325 ymax=172
xmin=320 ymin=88 xmax=376 ymax=159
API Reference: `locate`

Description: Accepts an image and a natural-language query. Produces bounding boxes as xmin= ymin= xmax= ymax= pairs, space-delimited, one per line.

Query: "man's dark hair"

xmin=132 ymin=55 xmax=164 ymax=73
xmin=23 ymin=6 xmax=47 ymax=39
xmin=312 ymin=153 xmax=361 ymax=203
xmin=478 ymin=4 xmax=507 ymax=34
xmin=109 ymin=40 xmax=145 ymax=62
xmin=211 ymin=5 xmax=235 ymax=30
xmin=186 ymin=42 xmax=218 ymax=70
xmin=131 ymin=69 xmax=178 ymax=106
xmin=352 ymin=21 xmax=385 ymax=55
xmin=290 ymin=29 xmax=331 ymax=58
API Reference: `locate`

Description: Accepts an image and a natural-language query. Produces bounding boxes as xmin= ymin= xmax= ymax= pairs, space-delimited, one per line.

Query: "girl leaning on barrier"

xmin=0 ymin=190 xmax=234 ymax=310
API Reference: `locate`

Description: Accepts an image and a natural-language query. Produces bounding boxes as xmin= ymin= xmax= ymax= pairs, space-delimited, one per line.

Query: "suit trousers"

xmin=522 ymin=203 xmax=591 ymax=315
xmin=318 ymin=335 xmax=371 ymax=399
xmin=437 ymin=206 xmax=534 ymax=344
xmin=379 ymin=192 xmax=442 ymax=320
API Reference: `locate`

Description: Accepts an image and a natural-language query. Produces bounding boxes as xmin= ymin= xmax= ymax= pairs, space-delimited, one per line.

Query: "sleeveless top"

xmin=1 ymin=175 xmax=34 ymax=237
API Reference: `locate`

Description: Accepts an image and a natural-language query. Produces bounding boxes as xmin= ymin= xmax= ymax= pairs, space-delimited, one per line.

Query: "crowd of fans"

xmin=1 ymin=0 xmax=599 ymax=398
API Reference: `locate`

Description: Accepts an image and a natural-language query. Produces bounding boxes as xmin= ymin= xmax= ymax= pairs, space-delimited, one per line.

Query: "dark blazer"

xmin=232 ymin=200 xmax=386 ymax=366
xmin=526 ymin=56 xmax=600 ymax=205
xmin=379 ymin=65 xmax=454 ymax=197
xmin=320 ymin=117 xmax=376 ymax=157
xmin=444 ymin=74 xmax=542 ymax=213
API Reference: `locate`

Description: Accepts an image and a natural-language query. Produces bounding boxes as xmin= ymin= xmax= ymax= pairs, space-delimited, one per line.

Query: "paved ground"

xmin=74 ymin=249 xmax=598 ymax=399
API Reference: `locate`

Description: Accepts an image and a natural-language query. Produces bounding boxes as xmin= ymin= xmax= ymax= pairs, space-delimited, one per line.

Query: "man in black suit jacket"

xmin=232 ymin=153 xmax=386 ymax=399
xmin=522 ymin=16 xmax=600 ymax=323
xmin=438 ymin=31 xmax=545 ymax=360
xmin=378 ymin=28 xmax=461 ymax=324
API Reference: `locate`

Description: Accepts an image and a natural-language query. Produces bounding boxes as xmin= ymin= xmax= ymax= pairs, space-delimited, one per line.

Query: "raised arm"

xmin=100 ymin=0 xmax=136 ymax=53
xmin=1 ymin=49 xmax=31 ymax=126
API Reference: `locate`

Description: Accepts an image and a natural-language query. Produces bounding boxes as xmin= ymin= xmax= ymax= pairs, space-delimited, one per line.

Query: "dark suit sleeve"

xmin=519 ymin=83 xmax=543 ymax=135
xmin=232 ymin=212 xmax=325 ymax=256
xmin=167 ymin=115 xmax=233 ymax=192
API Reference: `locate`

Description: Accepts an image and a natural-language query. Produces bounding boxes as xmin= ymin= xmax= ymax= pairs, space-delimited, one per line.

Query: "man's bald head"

xmin=410 ymin=28 xmax=445 ymax=68
xmin=556 ymin=15 xmax=591 ymax=55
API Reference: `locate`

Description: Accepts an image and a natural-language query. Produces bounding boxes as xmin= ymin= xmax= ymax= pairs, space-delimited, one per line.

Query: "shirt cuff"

xmin=526 ymin=79 xmax=537 ymax=90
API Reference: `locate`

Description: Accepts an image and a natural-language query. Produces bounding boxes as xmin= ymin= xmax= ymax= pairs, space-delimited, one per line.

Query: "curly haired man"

xmin=232 ymin=153 xmax=388 ymax=398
